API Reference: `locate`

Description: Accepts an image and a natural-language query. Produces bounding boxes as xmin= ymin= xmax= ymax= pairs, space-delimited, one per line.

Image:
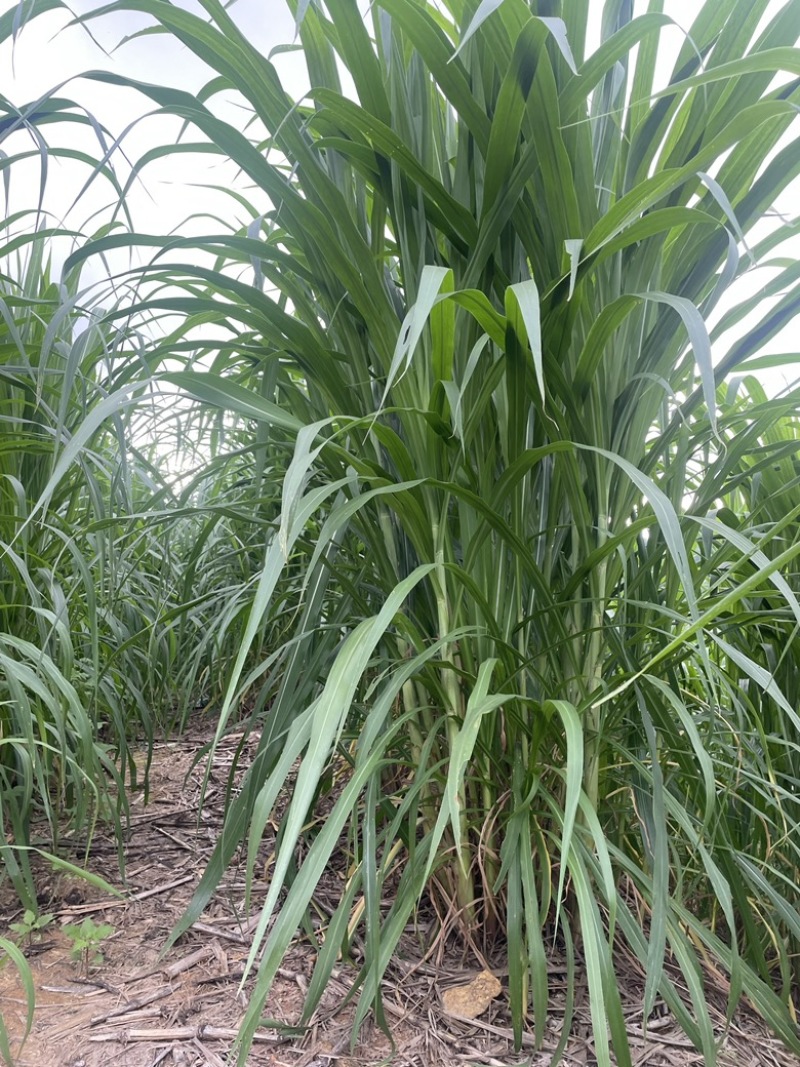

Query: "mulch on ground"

xmin=1 ymin=723 xmax=798 ymax=1067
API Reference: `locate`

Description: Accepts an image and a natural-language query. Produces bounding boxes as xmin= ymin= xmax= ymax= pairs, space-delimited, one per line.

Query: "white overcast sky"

xmin=0 ymin=0 xmax=304 ymax=235
xmin=0 ymin=0 xmax=797 ymax=393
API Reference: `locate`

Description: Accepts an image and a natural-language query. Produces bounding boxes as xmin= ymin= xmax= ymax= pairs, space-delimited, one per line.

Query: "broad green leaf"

xmin=506 ymin=279 xmax=544 ymax=400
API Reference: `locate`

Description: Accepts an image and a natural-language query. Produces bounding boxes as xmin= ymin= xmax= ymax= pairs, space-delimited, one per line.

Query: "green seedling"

xmin=63 ymin=917 xmax=114 ymax=976
xmin=9 ymin=909 xmax=55 ymax=947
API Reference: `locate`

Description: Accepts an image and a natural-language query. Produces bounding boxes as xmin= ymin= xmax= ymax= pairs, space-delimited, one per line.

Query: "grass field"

xmin=1 ymin=2 xmax=800 ymax=1064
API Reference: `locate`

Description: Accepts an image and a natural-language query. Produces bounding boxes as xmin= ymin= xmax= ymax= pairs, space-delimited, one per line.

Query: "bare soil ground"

xmin=1 ymin=724 xmax=798 ymax=1067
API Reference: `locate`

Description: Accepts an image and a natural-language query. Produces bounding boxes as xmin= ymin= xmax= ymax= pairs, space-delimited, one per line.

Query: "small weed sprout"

xmin=9 ymin=909 xmax=54 ymax=947
xmin=63 ymin=918 xmax=114 ymax=976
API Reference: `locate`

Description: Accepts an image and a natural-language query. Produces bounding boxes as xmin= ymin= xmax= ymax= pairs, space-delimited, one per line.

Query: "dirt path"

xmin=1 ymin=726 xmax=798 ymax=1066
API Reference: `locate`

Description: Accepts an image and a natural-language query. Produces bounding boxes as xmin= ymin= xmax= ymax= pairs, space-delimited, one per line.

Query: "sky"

xmin=0 ymin=0 xmax=797 ymax=396
xmin=0 ymin=0 xmax=303 ymax=239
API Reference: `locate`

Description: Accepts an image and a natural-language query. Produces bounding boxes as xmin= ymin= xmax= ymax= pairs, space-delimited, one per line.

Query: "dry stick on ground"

xmin=153 ymin=825 xmax=195 ymax=852
xmin=90 ymin=984 xmax=176 ymax=1025
xmin=91 ymin=1007 xmax=165 ymax=1026
xmin=440 ymin=1011 xmax=543 ymax=1051
xmin=189 ymin=921 xmax=248 ymax=944
xmin=126 ymin=806 xmax=195 ymax=826
xmin=88 ymin=1024 xmax=282 ymax=1043
xmin=127 ymin=943 xmax=217 ymax=983
xmin=162 ymin=944 xmax=216 ymax=980
xmin=192 ymin=1036 xmax=228 ymax=1067
xmin=56 ymin=874 xmax=195 ymax=917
